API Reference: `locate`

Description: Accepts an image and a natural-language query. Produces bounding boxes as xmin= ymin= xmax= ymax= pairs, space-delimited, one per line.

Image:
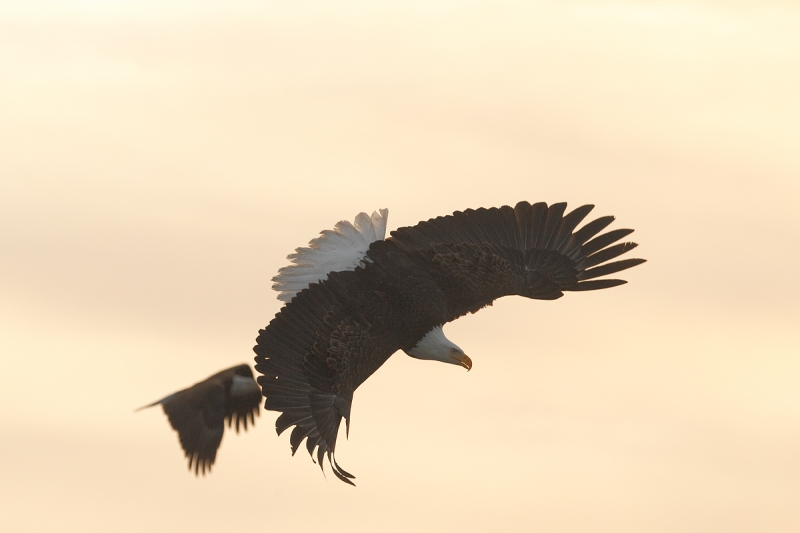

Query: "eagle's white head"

xmin=404 ymin=325 xmax=472 ymax=370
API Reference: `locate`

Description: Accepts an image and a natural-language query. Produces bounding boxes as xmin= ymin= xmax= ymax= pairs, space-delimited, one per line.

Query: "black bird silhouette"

xmin=138 ymin=364 xmax=261 ymax=475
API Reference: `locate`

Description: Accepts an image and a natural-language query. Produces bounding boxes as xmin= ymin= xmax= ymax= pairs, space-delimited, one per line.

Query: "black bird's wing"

xmin=255 ymin=267 xmax=403 ymax=485
xmin=159 ymin=380 xmax=226 ymax=475
xmin=389 ymin=202 xmax=646 ymax=321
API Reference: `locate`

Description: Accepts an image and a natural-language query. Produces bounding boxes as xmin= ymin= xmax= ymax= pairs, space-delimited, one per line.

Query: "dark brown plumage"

xmin=254 ymin=201 xmax=646 ymax=484
xmin=138 ymin=364 xmax=261 ymax=475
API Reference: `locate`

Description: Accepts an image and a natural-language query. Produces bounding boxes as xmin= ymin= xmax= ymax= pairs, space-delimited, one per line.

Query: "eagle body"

xmin=139 ymin=364 xmax=261 ymax=475
xmin=255 ymin=201 xmax=645 ymax=484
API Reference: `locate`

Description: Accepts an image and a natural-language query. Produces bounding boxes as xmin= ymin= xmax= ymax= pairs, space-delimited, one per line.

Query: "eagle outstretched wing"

xmin=390 ymin=202 xmax=644 ymax=319
xmin=256 ymin=260 xmax=410 ymax=484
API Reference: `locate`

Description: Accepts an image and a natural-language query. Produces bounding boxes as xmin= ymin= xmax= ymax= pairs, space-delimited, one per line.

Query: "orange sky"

xmin=1 ymin=1 xmax=799 ymax=532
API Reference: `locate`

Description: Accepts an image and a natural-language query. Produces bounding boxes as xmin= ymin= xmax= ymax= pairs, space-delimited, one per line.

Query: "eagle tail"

xmin=272 ymin=209 xmax=389 ymax=302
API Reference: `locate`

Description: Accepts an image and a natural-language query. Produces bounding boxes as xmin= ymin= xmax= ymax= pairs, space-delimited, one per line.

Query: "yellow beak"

xmin=451 ymin=353 xmax=472 ymax=371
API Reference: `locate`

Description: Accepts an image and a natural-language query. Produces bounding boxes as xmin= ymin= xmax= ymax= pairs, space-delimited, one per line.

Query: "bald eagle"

xmin=137 ymin=364 xmax=261 ymax=474
xmin=255 ymin=201 xmax=645 ymax=485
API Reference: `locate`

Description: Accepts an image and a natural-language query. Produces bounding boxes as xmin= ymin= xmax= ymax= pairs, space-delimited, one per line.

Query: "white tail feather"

xmin=272 ymin=209 xmax=389 ymax=302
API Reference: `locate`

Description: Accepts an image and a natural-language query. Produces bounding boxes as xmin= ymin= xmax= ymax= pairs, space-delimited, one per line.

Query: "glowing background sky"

xmin=1 ymin=1 xmax=798 ymax=531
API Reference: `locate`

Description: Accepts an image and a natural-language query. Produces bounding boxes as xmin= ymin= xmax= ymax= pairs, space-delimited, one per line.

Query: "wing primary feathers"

xmin=540 ymin=202 xmax=567 ymax=250
xmin=528 ymin=202 xmax=548 ymax=248
xmin=513 ymin=201 xmax=532 ymax=250
xmin=267 ymin=396 xmax=311 ymax=410
xmin=317 ymin=447 xmax=327 ymax=471
xmin=578 ymin=258 xmax=647 ymax=280
xmin=332 ymin=460 xmax=357 ymax=486
xmin=498 ymin=205 xmax=520 ymax=249
xmin=565 ymin=279 xmax=628 ymax=291
xmin=290 ymin=424 xmax=316 ymax=454
xmin=571 ymin=215 xmax=616 ymax=246
xmin=306 ymin=432 xmax=321 ymax=457
xmin=550 ymin=204 xmax=594 ymax=251
xmin=266 ymin=383 xmax=310 ymax=398
xmin=582 ymin=228 xmax=635 ymax=256
xmin=275 ymin=410 xmax=314 ymax=435
xmin=584 ymin=242 xmax=638 ymax=268
xmin=333 ymin=457 xmax=356 ymax=479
